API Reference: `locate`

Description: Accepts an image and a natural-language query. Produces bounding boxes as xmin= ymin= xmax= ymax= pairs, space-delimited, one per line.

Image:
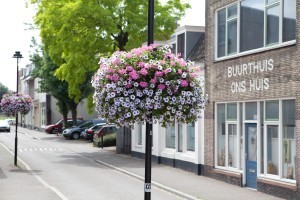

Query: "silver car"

xmin=0 ymin=120 xmax=10 ymax=132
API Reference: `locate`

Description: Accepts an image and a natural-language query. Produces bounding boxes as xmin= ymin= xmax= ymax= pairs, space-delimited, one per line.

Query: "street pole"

xmin=145 ymin=1 xmax=154 ymax=200
xmin=13 ymin=51 xmax=23 ymax=166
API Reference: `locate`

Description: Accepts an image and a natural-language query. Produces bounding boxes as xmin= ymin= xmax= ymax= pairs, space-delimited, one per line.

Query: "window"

xmin=217 ymin=4 xmax=237 ymax=57
xmin=138 ymin=123 xmax=142 ymax=145
xmin=177 ymin=33 xmax=185 ymax=58
xmin=166 ymin=126 xmax=175 ymax=149
xmin=245 ymin=102 xmax=257 ymax=120
xmin=216 ymin=99 xmax=296 ymax=182
xmin=178 ymin=123 xmax=183 ymax=152
xmin=282 ymin=100 xmax=295 ymax=180
xmin=187 ymin=122 xmax=195 ymax=151
xmin=216 ymin=0 xmax=296 ymax=58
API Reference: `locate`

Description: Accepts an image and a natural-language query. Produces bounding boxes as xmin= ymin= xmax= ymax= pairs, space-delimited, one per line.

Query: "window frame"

xmin=215 ymin=0 xmax=296 ymax=61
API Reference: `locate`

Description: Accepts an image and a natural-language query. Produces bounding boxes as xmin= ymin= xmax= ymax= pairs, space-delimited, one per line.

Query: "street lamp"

xmin=145 ymin=1 xmax=154 ymax=200
xmin=13 ymin=51 xmax=23 ymax=166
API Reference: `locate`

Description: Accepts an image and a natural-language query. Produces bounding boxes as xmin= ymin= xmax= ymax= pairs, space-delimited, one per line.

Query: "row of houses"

xmin=20 ymin=0 xmax=299 ymax=199
xmin=18 ymin=63 xmax=97 ymax=130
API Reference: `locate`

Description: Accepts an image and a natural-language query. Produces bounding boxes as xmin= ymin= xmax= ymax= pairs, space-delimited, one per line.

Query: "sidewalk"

xmin=4 ymin=127 xmax=283 ymax=200
xmin=91 ymin=146 xmax=283 ymax=200
xmin=0 ymin=142 xmax=61 ymax=200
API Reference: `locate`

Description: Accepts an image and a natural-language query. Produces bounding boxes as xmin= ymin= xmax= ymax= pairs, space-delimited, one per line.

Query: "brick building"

xmin=205 ymin=0 xmax=299 ymax=198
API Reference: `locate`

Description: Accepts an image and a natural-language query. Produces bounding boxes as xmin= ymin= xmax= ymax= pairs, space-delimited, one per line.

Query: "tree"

xmin=30 ymin=50 xmax=91 ymax=127
xmin=0 ymin=82 xmax=9 ymax=101
xmin=31 ymin=0 xmax=190 ymax=101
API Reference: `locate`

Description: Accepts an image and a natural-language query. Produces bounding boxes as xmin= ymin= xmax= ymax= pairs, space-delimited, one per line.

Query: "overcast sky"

xmin=0 ymin=0 xmax=205 ymax=91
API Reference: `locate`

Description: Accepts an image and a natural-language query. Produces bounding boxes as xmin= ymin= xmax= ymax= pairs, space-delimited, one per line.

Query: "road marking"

xmin=39 ymin=148 xmax=44 ymax=151
xmin=95 ymin=160 xmax=200 ymax=200
xmin=0 ymin=143 xmax=69 ymax=200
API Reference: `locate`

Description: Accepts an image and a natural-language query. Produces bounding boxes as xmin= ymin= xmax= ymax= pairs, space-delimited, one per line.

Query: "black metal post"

xmin=101 ymin=135 xmax=104 ymax=149
xmin=145 ymin=1 xmax=154 ymax=199
xmin=13 ymin=51 xmax=23 ymax=166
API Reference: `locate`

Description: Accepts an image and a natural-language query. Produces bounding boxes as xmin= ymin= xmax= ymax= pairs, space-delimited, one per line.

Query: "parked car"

xmin=93 ymin=124 xmax=117 ymax=147
xmin=5 ymin=118 xmax=16 ymax=125
xmin=0 ymin=120 xmax=10 ymax=132
xmin=63 ymin=118 xmax=106 ymax=140
xmin=93 ymin=124 xmax=117 ymax=139
xmin=45 ymin=117 xmax=83 ymax=134
xmin=81 ymin=123 xmax=107 ymax=140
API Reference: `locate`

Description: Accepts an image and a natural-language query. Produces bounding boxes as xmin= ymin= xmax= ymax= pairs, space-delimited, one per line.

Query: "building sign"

xmin=227 ymin=59 xmax=274 ymax=93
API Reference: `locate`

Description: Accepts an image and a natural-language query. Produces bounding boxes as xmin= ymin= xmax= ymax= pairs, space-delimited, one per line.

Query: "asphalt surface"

xmin=0 ymin=127 xmax=283 ymax=200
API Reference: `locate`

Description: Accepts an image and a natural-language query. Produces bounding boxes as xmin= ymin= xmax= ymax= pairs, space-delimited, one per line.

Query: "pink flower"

xmin=126 ymin=66 xmax=134 ymax=71
xmin=160 ymin=60 xmax=166 ymax=65
xmin=139 ymin=62 xmax=145 ymax=68
xmin=129 ymin=70 xmax=139 ymax=80
xmin=177 ymin=69 xmax=182 ymax=74
xmin=150 ymin=79 xmax=156 ymax=84
xmin=139 ymin=81 xmax=148 ymax=88
xmin=158 ymin=84 xmax=166 ymax=90
xmin=126 ymin=53 xmax=132 ymax=59
xmin=190 ymin=73 xmax=197 ymax=78
xmin=170 ymin=61 xmax=176 ymax=66
xmin=155 ymin=71 xmax=164 ymax=77
xmin=118 ymin=69 xmax=126 ymax=75
xmin=125 ymin=84 xmax=132 ymax=88
xmin=179 ymin=60 xmax=187 ymax=67
xmin=164 ymin=68 xmax=172 ymax=74
xmin=140 ymin=68 xmax=148 ymax=76
xmin=180 ymin=80 xmax=189 ymax=87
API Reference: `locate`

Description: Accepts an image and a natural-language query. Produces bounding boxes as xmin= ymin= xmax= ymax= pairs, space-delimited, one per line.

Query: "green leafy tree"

xmin=31 ymin=0 xmax=190 ymax=101
xmin=0 ymin=82 xmax=9 ymax=113
xmin=30 ymin=50 xmax=90 ymax=127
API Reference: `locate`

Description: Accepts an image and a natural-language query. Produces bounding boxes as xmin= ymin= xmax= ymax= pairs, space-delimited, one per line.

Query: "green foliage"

xmin=0 ymin=82 xmax=9 ymax=101
xmin=94 ymin=133 xmax=117 ymax=147
xmin=32 ymin=0 xmax=190 ymax=101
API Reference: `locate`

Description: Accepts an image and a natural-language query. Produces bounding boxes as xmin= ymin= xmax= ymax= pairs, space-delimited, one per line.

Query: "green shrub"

xmin=93 ymin=133 xmax=116 ymax=147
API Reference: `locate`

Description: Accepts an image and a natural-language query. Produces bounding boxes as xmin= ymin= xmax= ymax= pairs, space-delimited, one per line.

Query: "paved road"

xmin=0 ymin=129 xmax=182 ymax=200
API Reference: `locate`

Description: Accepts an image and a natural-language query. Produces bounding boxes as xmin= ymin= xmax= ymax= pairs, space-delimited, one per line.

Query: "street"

xmin=0 ymin=127 xmax=182 ymax=200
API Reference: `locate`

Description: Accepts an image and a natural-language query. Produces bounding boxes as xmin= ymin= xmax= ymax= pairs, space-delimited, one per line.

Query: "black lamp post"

xmin=145 ymin=1 xmax=154 ymax=200
xmin=13 ymin=51 xmax=23 ymax=166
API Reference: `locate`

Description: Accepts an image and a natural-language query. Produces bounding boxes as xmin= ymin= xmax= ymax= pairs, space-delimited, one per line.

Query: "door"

xmin=246 ymin=123 xmax=257 ymax=189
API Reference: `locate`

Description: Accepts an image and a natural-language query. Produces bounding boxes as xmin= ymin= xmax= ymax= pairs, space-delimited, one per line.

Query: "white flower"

xmin=165 ymin=81 xmax=170 ymax=86
xmin=150 ymin=84 xmax=155 ymax=88
xmin=158 ymin=65 xmax=163 ymax=70
xmin=134 ymin=82 xmax=139 ymax=87
xmin=159 ymin=78 xmax=164 ymax=83
xmin=130 ymin=95 xmax=135 ymax=100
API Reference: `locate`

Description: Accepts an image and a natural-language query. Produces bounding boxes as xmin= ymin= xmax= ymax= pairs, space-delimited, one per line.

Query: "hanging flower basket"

xmin=92 ymin=45 xmax=207 ymax=127
xmin=1 ymin=92 xmax=33 ymax=116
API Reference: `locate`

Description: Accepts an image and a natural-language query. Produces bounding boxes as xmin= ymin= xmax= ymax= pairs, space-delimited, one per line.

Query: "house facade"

xmin=205 ymin=0 xmax=299 ymax=198
xmin=20 ymin=64 xmax=98 ymax=131
xmin=131 ymin=25 xmax=206 ymax=174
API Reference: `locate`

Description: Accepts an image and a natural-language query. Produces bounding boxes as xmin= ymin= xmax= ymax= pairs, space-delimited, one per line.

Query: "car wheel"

xmin=72 ymin=132 xmax=80 ymax=140
xmin=7 ymin=129 xmax=10 ymax=132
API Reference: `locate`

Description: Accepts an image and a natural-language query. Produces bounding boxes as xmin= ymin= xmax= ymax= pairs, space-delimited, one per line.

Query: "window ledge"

xmin=214 ymin=40 xmax=296 ymax=62
xmin=257 ymin=177 xmax=297 ymax=191
xmin=213 ymin=167 xmax=242 ymax=178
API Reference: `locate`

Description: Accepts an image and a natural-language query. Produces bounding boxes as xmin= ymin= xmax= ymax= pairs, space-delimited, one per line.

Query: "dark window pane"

xmin=283 ymin=0 xmax=296 ymax=42
xmin=228 ymin=4 xmax=237 ymax=18
xmin=267 ymin=6 xmax=280 ymax=45
xmin=240 ymin=0 xmax=264 ymax=52
xmin=217 ymin=9 xmax=226 ymax=57
xmin=177 ymin=33 xmax=185 ymax=58
xmin=227 ymin=20 xmax=237 ymax=54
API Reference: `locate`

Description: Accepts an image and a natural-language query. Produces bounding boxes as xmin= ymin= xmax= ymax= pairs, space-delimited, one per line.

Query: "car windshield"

xmin=78 ymin=121 xmax=92 ymax=128
xmin=0 ymin=120 xmax=9 ymax=126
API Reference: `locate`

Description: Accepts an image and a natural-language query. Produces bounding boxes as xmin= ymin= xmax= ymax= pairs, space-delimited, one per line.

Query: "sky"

xmin=0 ymin=0 xmax=205 ymax=91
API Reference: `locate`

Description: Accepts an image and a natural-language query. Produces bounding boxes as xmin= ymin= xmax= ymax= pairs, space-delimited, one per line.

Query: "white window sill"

xmin=215 ymin=40 xmax=296 ymax=62
xmin=258 ymin=175 xmax=296 ymax=185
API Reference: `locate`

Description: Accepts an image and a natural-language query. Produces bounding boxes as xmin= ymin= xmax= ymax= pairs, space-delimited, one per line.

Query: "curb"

xmin=95 ymin=160 xmax=200 ymax=200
